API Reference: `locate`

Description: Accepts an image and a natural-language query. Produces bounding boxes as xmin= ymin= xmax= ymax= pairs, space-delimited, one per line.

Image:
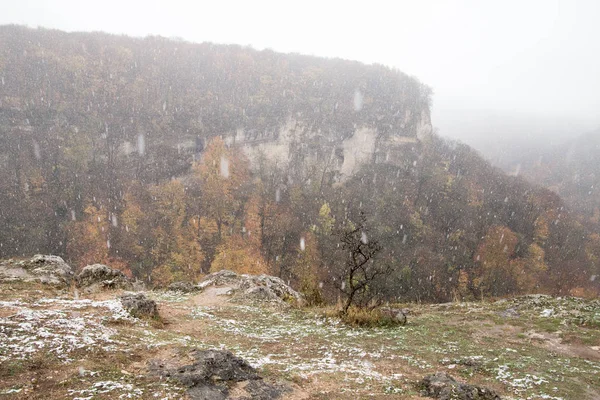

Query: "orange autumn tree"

xmin=147 ymin=180 xmax=204 ymax=286
xmin=195 ymin=137 xmax=252 ymax=273
xmin=210 ymin=235 xmax=268 ymax=275
xmin=118 ymin=190 xmax=148 ymax=278
xmin=474 ymin=225 xmax=549 ymax=297
xmin=66 ymin=204 xmax=110 ymax=269
xmin=515 ymin=243 xmax=548 ymax=293
xmin=195 ymin=137 xmax=250 ymax=240
xmin=209 ymin=193 xmax=268 ymax=275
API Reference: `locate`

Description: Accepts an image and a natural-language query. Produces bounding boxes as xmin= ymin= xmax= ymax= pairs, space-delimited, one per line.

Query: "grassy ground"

xmin=1 ymin=283 xmax=599 ymax=399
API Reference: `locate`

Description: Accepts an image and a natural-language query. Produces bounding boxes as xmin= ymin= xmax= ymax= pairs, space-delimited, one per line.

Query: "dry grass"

xmin=319 ymin=306 xmax=402 ymax=327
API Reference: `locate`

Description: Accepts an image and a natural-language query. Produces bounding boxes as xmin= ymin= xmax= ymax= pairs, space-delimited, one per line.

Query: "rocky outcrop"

xmin=120 ymin=293 xmax=159 ymax=319
xmin=76 ymin=264 xmax=134 ymax=293
xmin=198 ymin=270 xmax=305 ymax=307
xmin=198 ymin=270 xmax=242 ymax=287
xmin=0 ymin=254 xmax=73 ymax=287
xmin=419 ymin=372 xmax=501 ymax=400
xmin=149 ymin=349 xmax=290 ymax=400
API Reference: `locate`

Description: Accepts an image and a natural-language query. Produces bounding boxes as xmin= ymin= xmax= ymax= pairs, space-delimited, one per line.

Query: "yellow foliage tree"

xmin=518 ymin=243 xmax=548 ymax=292
xmin=194 ymin=137 xmax=249 ymax=240
xmin=473 ymin=225 xmax=519 ymax=297
xmin=147 ymin=180 xmax=204 ymax=286
xmin=292 ymin=231 xmax=323 ymax=304
xmin=210 ymin=235 xmax=268 ymax=275
xmin=533 ymin=215 xmax=550 ymax=244
xmin=66 ymin=204 xmax=110 ymax=269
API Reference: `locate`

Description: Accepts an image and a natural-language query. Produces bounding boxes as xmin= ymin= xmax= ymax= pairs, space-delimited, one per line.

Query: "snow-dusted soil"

xmin=151 ymin=291 xmax=600 ymax=399
xmin=0 ymin=291 xmax=184 ymax=399
xmin=1 ymin=285 xmax=599 ymax=399
xmin=0 ymin=298 xmax=133 ymax=363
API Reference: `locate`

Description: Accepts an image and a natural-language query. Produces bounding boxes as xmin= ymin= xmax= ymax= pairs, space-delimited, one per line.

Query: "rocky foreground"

xmin=1 ymin=256 xmax=600 ymax=399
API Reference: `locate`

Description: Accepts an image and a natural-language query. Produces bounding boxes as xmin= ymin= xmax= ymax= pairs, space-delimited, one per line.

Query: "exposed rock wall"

xmin=231 ymin=110 xmax=432 ymax=180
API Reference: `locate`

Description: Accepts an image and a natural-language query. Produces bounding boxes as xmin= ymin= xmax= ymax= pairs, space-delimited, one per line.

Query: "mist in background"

xmin=2 ymin=0 xmax=599 ymax=165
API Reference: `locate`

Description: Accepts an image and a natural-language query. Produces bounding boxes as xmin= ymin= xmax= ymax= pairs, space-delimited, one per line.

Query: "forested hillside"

xmin=0 ymin=25 xmax=598 ymax=302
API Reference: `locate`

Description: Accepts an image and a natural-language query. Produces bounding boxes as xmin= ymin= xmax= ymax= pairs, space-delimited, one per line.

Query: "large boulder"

xmin=419 ymin=372 xmax=501 ymax=400
xmin=76 ymin=264 xmax=134 ymax=292
xmin=120 ymin=293 xmax=159 ymax=319
xmin=149 ymin=349 xmax=290 ymax=400
xmin=198 ymin=270 xmax=305 ymax=307
xmin=0 ymin=254 xmax=74 ymax=287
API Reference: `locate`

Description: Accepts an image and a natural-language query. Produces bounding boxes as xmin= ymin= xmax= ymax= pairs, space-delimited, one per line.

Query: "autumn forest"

xmin=1 ymin=25 xmax=599 ymax=305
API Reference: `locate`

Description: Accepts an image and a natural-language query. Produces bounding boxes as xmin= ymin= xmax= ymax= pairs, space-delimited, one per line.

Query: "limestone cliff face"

xmin=232 ymin=105 xmax=432 ymax=180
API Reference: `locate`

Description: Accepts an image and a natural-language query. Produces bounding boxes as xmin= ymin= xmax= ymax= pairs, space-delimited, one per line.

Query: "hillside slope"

xmin=0 ymin=25 xmax=598 ymax=300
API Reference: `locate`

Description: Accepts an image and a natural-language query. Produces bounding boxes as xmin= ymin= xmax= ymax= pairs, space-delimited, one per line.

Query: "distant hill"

xmin=516 ymin=129 xmax=600 ymax=223
xmin=434 ymin=108 xmax=593 ymax=170
xmin=0 ymin=25 xmax=597 ymax=301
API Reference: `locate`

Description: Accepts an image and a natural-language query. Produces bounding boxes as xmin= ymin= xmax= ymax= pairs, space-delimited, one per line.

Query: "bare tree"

xmin=337 ymin=212 xmax=389 ymax=314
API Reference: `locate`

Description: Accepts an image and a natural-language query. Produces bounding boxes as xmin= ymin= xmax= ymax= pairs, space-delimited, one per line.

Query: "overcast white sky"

xmin=2 ymin=0 xmax=600 ymax=141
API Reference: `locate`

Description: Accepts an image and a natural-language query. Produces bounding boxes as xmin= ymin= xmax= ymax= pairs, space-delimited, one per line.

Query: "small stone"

xmin=379 ymin=307 xmax=408 ymax=325
xmin=420 ymin=372 xmax=501 ymax=400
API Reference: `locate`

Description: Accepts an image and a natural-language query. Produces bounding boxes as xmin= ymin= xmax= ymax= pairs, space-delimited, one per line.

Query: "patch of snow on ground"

xmin=190 ymin=305 xmax=410 ymax=385
xmin=68 ymin=380 xmax=143 ymax=399
xmin=0 ymin=298 xmax=135 ymax=362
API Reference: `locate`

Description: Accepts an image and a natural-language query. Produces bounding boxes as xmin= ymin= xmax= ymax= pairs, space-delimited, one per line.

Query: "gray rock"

xmin=379 ymin=307 xmax=408 ymax=325
xmin=168 ymin=281 xmax=200 ymax=293
xmin=76 ymin=264 xmax=133 ymax=292
xmin=242 ymin=379 xmax=290 ymax=400
xmin=0 ymin=254 xmax=73 ymax=286
xmin=498 ymin=308 xmax=520 ymax=318
xmin=187 ymin=385 xmax=227 ymax=400
xmin=149 ymin=349 xmax=289 ymax=400
xmin=198 ymin=270 xmax=241 ymax=288
xmin=199 ymin=270 xmax=305 ymax=308
xmin=420 ymin=372 xmax=501 ymax=400
xmin=172 ymin=349 xmax=259 ymax=385
xmin=120 ymin=293 xmax=158 ymax=318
